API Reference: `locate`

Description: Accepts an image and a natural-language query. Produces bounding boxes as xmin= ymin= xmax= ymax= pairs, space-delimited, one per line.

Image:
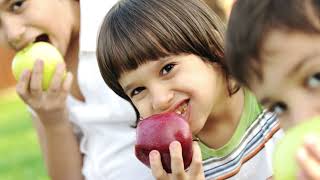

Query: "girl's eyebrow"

xmin=123 ymin=83 xmax=135 ymax=94
xmin=286 ymin=53 xmax=320 ymax=78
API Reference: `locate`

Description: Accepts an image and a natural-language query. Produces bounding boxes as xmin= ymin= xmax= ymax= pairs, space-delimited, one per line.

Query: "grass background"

xmin=0 ymin=88 xmax=49 ymax=180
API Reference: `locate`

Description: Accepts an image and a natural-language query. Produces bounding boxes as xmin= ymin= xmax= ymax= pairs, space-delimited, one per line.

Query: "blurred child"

xmin=0 ymin=0 xmax=152 ymax=179
xmin=97 ymin=0 xmax=283 ymax=179
xmin=226 ymin=0 xmax=320 ymax=178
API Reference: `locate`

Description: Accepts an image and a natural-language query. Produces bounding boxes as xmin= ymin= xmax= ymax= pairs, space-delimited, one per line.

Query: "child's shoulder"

xmin=202 ymin=109 xmax=283 ymax=179
xmin=241 ymin=88 xmax=263 ymax=126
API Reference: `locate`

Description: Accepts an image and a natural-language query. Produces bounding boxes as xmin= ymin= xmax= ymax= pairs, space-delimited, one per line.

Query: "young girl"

xmin=97 ymin=0 xmax=283 ymax=179
xmin=0 ymin=0 xmax=152 ymax=179
xmin=226 ymin=0 xmax=320 ymax=178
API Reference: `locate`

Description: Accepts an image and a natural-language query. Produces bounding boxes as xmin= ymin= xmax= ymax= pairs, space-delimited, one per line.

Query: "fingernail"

xmin=192 ymin=141 xmax=199 ymax=146
xmin=22 ymin=70 xmax=30 ymax=77
xmin=149 ymin=150 xmax=158 ymax=160
xmin=296 ymin=171 xmax=303 ymax=179
xmin=36 ymin=59 xmax=43 ymax=65
xmin=305 ymin=135 xmax=318 ymax=145
xmin=23 ymin=69 xmax=29 ymax=74
xmin=170 ymin=141 xmax=180 ymax=149
xmin=297 ymin=148 xmax=307 ymax=160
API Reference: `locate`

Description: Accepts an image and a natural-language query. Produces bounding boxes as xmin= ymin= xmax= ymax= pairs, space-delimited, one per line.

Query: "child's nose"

xmin=151 ymin=88 xmax=174 ymax=112
xmin=1 ymin=15 xmax=25 ymax=49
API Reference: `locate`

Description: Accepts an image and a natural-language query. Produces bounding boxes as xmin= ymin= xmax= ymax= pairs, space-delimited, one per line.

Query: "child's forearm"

xmin=32 ymin=113 xmax=84 ymax=180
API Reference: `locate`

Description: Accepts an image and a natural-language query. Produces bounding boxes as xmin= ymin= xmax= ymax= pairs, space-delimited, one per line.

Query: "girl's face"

xmin=250 ymin=30 xmax=320 ymax=129
xmin=0 ymin=0 xmax=80 ymax=56
xmin=119 ymin=54 xmax=227 ymax=134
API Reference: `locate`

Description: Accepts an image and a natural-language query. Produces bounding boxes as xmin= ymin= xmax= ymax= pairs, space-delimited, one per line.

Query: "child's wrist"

xmin=37 ymin=108 xmax=71 ymax=128
xmin=43 ymin=120 xmax=74 ymax=134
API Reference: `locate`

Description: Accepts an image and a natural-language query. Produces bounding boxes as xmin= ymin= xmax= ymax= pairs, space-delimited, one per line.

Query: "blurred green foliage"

xmin=0 ymin=89 xmax=49 ymax=180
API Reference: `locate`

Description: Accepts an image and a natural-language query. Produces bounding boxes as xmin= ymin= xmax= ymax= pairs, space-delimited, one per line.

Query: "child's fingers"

xmin=188 ymin=141 xmax=204 ymax=178
xmin=29 ymin=60 xmax=43 ymax=96
xmin=149 ymin=150 xmax=168 ymax=180
xmin=297 ymin=170 xmax=308 ymax=180
xmin=48 ymin=63 xmax=65 ymax=95
xmin=296 ymin=148 xmax=320 ymax=180
xmin=16 ymin=70 xmax=31 ymax=102
xmin=304 ymin=135 xmax=320 ymax=162
xmin=169 ymin=141 xmax=186 ymax=179
xmin=266 ymin=176 xmax=274 ymax=180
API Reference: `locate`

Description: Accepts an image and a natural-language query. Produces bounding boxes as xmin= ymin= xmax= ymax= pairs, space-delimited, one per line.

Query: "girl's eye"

xmin=10 ymin=0 xmax=25 ymax=12
xmin=130 ymin=87 xmax=145 ymax=97
xmin=160 ymin=63 xmax=175 ymax=75
xmin=269 ymin=102 xmax=287 ymax=116
xmin=306 ymin=72 xmax=320 ymax=88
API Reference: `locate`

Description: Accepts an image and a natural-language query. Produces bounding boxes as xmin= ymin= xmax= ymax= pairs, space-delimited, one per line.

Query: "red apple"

xmin=135 ymin=112 xmax=193 ymax=173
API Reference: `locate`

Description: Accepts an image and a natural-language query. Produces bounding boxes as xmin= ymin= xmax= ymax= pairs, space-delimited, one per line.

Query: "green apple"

xmin=11 ymin=42 xmax=64 ymax=91
xmin=273 ymin=117 xmax=320 ymax=180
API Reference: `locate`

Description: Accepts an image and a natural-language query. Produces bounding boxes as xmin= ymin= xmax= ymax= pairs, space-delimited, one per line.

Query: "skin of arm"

xmin=32 ymin=112 xmax=84 ymax=180
xmin=16 ymin=60 xmax=84 ymax=180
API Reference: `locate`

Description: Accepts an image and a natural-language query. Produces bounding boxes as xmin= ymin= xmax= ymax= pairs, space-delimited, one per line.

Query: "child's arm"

xmin=149 ymin=141 xmax=205 ymax=180
xmin=16 ymin=60 xmax=84 ymax=180
xmin=32 ymin=113 xmax=84 ymax=180
xmin=296 ymin=135 xmax=320 ymax=180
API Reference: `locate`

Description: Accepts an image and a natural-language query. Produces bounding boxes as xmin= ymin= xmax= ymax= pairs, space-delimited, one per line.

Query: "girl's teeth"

xmin=176 ymin=103 xmax=187 ymax=115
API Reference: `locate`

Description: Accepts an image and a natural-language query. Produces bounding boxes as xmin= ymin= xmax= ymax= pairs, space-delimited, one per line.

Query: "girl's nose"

xmin=1 ymin=15 xmax=25 ymax=49
xmin=151 ymin=87 xmax=174 ymax=112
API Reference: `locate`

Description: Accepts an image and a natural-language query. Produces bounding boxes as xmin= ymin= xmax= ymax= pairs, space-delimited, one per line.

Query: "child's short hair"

xmin=226 ymin=0 xmax=320 ymax=87
xmin=97 ymin=0 xmax=238 ymax=103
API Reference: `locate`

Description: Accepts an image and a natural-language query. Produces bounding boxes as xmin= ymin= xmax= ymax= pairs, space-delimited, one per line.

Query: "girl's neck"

xmin=197 ymin=88 xmax=244 ymax=149
xmin=65 ymin=30 xmax=85 ymax=102
xmin=62 ymin=0 xmax=85 ymax=102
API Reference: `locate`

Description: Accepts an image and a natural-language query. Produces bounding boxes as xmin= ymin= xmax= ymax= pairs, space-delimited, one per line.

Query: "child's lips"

xmin=174 ymin=100 xmax=191 ymax=122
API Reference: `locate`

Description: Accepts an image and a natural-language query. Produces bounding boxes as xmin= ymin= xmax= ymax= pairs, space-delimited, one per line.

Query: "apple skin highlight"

xmin=273 ymin=117 xmax=320 ymax=180
xmin=135 ymin=112 xmax=193 ymax=173
xmin=11 ymin=42 xmax=64 ymax=91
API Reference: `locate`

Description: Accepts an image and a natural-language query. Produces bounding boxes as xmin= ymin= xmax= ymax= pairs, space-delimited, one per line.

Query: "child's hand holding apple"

xmin=12 ymin=42 xmax=73 ymax=126
xmin=149 ymin=141 xmax=204 ymax=180
xmin=273 ymin=117 xmax=320 ymax=180
xmin=296 ymin=135 xmax=320 ymax=180
xmin=135 ymin=112 xmax=205 ymax=180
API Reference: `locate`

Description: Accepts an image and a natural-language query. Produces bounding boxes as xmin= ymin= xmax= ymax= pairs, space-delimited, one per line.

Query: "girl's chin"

xmin=190 ymin=117 xmax=208 ymax=135
xmin=189 ymin=122 xmax=202 ymax=135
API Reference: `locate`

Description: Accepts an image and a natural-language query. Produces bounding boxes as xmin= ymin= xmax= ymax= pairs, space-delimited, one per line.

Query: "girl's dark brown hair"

xmin=97 ymin=0 xmax=239 ymax=123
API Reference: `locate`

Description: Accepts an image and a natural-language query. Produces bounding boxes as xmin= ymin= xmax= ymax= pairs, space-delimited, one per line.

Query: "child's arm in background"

xmin=32 ymin=114 xmax=83 ymax=180
xmin=16 ymin=60 xmax=84 ymax=180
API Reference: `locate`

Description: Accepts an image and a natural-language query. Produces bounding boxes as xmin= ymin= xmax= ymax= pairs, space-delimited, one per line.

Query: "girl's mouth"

xmin=34 ymin=34 xmax=51 ymax=43
xmin=174 ymin=99 xmax=190 ymax=121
